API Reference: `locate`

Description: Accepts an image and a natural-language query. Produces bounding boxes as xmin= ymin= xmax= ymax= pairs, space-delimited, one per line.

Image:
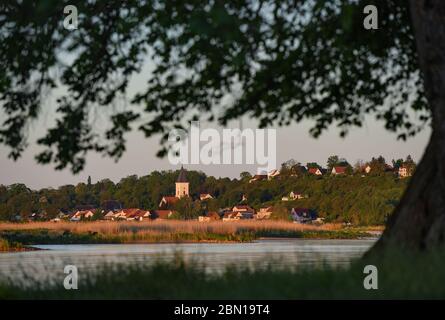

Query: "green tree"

xmin=327 ymin=155 xmax=340 ymax=172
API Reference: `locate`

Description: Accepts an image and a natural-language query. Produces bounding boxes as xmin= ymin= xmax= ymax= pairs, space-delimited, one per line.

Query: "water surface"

xmin=0 ymin=239 xmax=375 ymax=287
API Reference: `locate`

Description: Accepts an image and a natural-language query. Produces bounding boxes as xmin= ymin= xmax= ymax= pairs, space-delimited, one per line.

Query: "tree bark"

xmin=369 ymin=0 xmax=445 ymax=252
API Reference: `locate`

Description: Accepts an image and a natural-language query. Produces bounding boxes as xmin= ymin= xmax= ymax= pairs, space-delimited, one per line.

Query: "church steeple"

xmin=175 ymin=166 xmax=189 ymax=198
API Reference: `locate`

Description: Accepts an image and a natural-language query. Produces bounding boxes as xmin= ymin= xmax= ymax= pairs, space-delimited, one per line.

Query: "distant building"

xmin=198 ymin=211 xmax=221 ymax=222
xmin=159 ymin=196 xmax=179 ymax=209
xmin=290 ymin=208 xmax=317 ymax=224
xmin=398 ymin=166 xmax=412 ymax=178
xmin=175 ymin=166 xmax=189 ymax=198
xmin=70 ymin=210 xmax=95 ymax=221
xmin=249 ymin=174 xmax=268 ymax=183
xmin=267 ymin=169 xmax=280 ymax=180
xmin=199 ymin=193 xmax=214 ymax=201
xmin=256 ymin=207 xmax=273 ymax=220
xmin=232 ymin=205 xmax=255 ymax=219
xmin=308 ymin=167 xmax=323 ymax=176
xmin=331 ymin=166 xmax=347 ymax=175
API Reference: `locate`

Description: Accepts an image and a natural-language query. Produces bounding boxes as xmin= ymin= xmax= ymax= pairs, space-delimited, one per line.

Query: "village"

xmin=39 ymin=159 xmax=414 ymax=225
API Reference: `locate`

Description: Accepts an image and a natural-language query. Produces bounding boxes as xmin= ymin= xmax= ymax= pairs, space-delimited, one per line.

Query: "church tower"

xmin=175 ymin=166 xmax=189 ymax=198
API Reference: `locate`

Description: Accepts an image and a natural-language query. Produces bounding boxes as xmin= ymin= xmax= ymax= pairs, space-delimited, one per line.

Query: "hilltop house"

xmin=331 ymin=166 xmax=347 ymax=175
xmin=308 ymin=167 xmax=323 ymax=176
xmin=249 ymin=174 xmax=268 ymax=183
xmin=199 ymin=193 xmax=214 ymax=201
xmin=291 ymin=208 xmax=317 ymax=224
xmin=398 ymin=165 xmax=412 ymax=178
xmin=267 ymin=169 xmax=280 ymax=179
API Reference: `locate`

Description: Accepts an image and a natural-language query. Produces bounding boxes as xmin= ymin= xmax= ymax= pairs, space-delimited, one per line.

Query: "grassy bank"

xmin=1 ymin=250 xmax=444 ymax=299
xmin=0 ymin=221 xmax=376 ymax=245
xmin=0 ymin=237 xmax=27 ymax=252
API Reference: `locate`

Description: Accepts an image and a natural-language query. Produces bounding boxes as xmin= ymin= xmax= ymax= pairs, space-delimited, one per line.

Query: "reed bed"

xmin=0 ymin=220 xmax=372 ymax=245
xmin=0 ymin=220 xmax=341 ymax=235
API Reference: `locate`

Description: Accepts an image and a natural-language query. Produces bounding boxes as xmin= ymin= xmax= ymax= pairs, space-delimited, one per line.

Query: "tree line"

xmin=0 ymin=155 xmax=414 ymax=225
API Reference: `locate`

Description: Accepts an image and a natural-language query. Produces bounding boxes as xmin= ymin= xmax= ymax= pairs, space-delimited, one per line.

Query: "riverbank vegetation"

xmin=1 ymin=249 xmax=444 ymax=299
xmin=0 ymin=221 xmax=376 ymax=246
xmin=0 ymin=237 xmax=26 ymax=252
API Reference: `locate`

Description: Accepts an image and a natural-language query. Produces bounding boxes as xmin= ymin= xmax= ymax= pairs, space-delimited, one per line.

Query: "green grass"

xmin=1 ymin=250 xmax=445 ymax=299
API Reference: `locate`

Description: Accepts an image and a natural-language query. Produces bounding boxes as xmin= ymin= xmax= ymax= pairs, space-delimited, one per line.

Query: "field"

xmin=0 ymin=220 xmax=379 ymax=247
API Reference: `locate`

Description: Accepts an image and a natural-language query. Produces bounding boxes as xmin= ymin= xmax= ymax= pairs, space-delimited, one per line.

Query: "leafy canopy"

xmin=0 ymin=0 xmax=428 ymax=173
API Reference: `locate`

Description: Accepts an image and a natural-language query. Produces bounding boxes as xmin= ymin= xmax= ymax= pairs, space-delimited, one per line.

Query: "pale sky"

xmin=0 ymin=58 xmax=431 ymax=189
xmin=0 ymin=115 xmax=430 ymax=190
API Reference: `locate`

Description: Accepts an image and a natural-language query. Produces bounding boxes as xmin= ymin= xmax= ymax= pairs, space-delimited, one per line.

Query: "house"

xmin=249 ymin=174 xmax=268 ymax=183
xmin=256 ymin=207 xmax=273 ymax=220
xmin=103 ymin=210 xmax=119 ymax=221
xmin=291 ymin=208 xmax=317 ymax=224
xmin=159 ymin=196 xmax=179 ymax=209
xmin=70 ymin=210 xmax=95 ymax=221
xmin=222 ymin=211 xmax=239 ymax=221
xmin=399 ymin=166 xmax=412 ymax=178
xmin=199 ymin=193 xmax=214 ymax=201
xmin=127 ymin=209 xmax=151 ymax=222
xmin=290 ymin=191 xmax=306 ymax=200
xmin=331 ymin=166 xmax=347 ymax=175
xmin=267 ymin=169 xmax=280 ymax=180
xmin=282 ymin=191 xmax=306 ymax=201
xmin=152 ymin=210 xmax=175 ymax=220
xmin=308 ymin=167 xmax=323 ymax=176
xmin=365 ymin=165 xmax=372 ymax=174
xmin=232 ymin=205 xmax=255 ymax=219
xmin=57 ymin=210 xmax=70 ymax=220
xmin=198 ymin=211 xmax=221 ymax=222
xmin=111 ymin=208 xmax=151 ymax=221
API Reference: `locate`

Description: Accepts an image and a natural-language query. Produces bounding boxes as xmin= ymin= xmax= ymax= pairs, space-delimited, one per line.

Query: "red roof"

xmin=333 ymin=166 xmax=347 ymax=174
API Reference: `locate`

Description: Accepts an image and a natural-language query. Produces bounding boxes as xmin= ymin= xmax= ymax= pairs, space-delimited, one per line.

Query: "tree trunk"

xmin=369 ymin=0 xmax=445 ymax=252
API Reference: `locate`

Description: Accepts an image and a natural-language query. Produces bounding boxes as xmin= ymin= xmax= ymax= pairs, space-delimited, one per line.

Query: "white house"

xmin=70 ymin=210 xmax=95 ymax=222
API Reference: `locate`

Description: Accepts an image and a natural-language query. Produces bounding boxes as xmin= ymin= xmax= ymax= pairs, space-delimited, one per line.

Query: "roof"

xmin=333 ymin=166 xmax=347 ymax=173
xmin=177 ymin=166 xmax=188 ymax=183
xmin=232 ymin=205 xmax=255 ymax=212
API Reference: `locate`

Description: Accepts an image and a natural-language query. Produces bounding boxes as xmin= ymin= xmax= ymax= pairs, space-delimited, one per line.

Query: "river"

xmin=0 ymin=239 xmax=375 ymax=287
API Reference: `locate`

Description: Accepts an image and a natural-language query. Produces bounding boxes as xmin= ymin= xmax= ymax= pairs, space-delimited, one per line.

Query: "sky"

xmin=0 ymin=52 xmax=431 ymax=190
xmin=0 ymin=114 xmax=430 ymax=190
